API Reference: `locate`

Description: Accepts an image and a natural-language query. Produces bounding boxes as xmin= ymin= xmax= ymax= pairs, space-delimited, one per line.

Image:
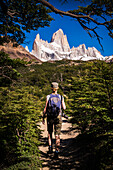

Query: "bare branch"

xmin=0 ymin=66 xmax=12 ymax=69
xmin=37 ymin=0 xmax=113 ymax=49
xmin=7 ymin=10 xmax=17 ymax=18
xmin=0 ymin=74 xmax=12 ymax=81
xmin=78 ymin=18 xmax=103 ymax=50
xmin=0 ymin=66 xmax=13 ymax=81
xmin=37 ymin=0 xmax=110 ymax=26
xmin=37 ymin=0 xmax=90 ymax=18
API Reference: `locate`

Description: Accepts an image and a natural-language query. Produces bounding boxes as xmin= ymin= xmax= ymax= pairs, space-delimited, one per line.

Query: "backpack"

xmin=47 ymin=94 xmax=62 ymax=119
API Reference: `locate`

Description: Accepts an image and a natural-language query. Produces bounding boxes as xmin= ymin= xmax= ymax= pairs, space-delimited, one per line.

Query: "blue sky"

xmin=22 ymin=0 xmax=113 ymax=57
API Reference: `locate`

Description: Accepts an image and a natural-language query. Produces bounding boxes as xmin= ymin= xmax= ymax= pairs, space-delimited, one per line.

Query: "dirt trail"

xmin=39 ymin=118 xmax=80 ymax=170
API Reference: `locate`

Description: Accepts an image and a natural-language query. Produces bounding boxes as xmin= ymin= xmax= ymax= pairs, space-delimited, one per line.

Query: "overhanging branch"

xmin=37 ymin=0 xmax=110 ymax=26
xmin=37 ymin=0 xmax=113 ymax=49
xmin=78 ymin=18 xmax=103 ymax=50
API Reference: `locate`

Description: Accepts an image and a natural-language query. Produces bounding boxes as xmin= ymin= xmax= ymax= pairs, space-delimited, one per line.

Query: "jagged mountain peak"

xmin=35 ymin=34 xmax=40 ymax=42
xmin=50 ymin=29 xmax=70 ymax=52
xmin=51 ymin=28 xmax=64 ymax=42
xmin=31 ymin=29 xmax=112 ymax=62
xmin=54 ymin=28 xmax=64 ymax=34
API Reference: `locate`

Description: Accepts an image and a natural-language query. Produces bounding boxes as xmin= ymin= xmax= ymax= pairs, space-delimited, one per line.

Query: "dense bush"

xmin=0 ymin=86 xmax=43 ymax=169
xmin=68 ymin=61 xmax=113 ymax=169
xmin=0 ymin=51 xmax=27 ymax=86
xmin=0 ymin=55 xmax=43 ymax=169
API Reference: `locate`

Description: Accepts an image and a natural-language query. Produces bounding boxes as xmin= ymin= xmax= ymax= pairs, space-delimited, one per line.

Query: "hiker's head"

xmin=51 ymin=82 xmax=59 ymax=92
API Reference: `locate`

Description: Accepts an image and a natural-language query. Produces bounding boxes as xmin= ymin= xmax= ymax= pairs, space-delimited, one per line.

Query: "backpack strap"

xmin=61 ymin=95 xmax=62 ymax=108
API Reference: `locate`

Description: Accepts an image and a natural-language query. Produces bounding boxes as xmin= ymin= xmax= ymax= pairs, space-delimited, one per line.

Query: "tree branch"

xmin=0 ymin=66 xmax=13 ymax=81
xmin=77 ymin=19 xmax=103 ymax=50
xmin=37 ymin=0 xmax=110 ymax=26
xmin=37 ymin=0 xmax=113 ymax=49
xmin=37 ymin=0 xmax=88 ymax=18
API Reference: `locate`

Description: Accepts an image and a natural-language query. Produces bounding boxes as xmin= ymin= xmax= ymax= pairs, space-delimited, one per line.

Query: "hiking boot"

xmin=47 ymin=145 xmax=53 ymax=154
xmin=54 ymin=151 xmax=59 ymax=159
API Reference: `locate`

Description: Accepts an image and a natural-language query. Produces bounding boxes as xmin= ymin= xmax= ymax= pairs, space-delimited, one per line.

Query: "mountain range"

xmin=27 ymin=29 xmax=112 ymax=62
xmin=0 ymin=29 xmax=112 ymax=63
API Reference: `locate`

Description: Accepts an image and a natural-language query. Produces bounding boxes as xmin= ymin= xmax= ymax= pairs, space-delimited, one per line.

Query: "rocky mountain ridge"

xmin=0 ymin=42 xmax=41 ymax=64
xmin=0 ymin=29 xmax=112 ymax=63
xmin=29 ymin=29 xmax=113 ymax=62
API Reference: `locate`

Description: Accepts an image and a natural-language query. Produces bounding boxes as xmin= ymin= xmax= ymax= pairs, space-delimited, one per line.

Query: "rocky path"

xmin=39 ymin=118 xmax=81 ymax=170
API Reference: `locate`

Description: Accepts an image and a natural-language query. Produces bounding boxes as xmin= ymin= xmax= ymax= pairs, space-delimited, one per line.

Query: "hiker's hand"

xmin=42 ymin=119 xmax=45 ymax=125
xmin=64 ymin=115 xmax=68 ymax=119
xmin=42 ymin=111 xmax=46 ymax=125
xmin=62 ymin=113 xmax=68 ymax=119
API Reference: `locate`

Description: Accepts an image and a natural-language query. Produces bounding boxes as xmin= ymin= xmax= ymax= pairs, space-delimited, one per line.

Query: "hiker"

xmin=42 ymin=82 xmax=66 ymax=158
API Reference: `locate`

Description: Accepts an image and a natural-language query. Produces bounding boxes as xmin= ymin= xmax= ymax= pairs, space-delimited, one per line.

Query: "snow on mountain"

xmin=25 ymin=46 xmax=29 ymax=52
xmin=41 ymin=44 xmax=54 ymax=54
xmin=31 ymin=29 xmax=110 ymax=62
xmin=105 ymin=55 xmax=113 ymax=62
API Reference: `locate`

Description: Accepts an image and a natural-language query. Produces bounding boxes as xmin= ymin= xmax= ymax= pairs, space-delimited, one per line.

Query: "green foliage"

xmin=0 ymin=86 xmax=42 ymax=169
xmin=0 ymin=51 xmax=28 ymax=86
xmin=0 ymin=0 xmax=53 ymax=44
xmin=0 ymin=58 xmax=113 ymax=169
xmin=0 ymin=0 xmax=113 ymax=47
xmin=67 ymin=61 xmax=113 ymax=169
xmin=0 ymin=51 xmax=28 ymax=67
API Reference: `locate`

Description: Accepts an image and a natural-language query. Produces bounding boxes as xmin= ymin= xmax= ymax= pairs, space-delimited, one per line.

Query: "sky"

xmin=21 ymin=0 xmax=113 ymax=57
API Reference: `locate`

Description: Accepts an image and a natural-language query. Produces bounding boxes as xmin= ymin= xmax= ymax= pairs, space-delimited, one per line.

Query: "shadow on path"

xmin=39 ymin=126 xmax=96 ymax=170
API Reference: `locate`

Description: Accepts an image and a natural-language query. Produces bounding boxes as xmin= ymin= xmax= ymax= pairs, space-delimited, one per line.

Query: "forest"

xmin=0 ymin=51 xmax=113 ymax=169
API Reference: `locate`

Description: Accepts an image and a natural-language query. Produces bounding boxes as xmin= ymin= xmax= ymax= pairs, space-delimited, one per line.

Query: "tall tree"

xmin=0 ymin=0 xmax=53 ymax=45
xmin=0 ymin=0 xmax=113 ymax=47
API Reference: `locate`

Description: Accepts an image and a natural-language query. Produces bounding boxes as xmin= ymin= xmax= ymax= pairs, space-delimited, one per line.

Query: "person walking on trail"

xmin=42 ymin=82 xmax=66 ymax=158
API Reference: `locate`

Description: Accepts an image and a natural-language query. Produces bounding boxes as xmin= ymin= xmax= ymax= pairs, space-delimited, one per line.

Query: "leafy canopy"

xmin=0 ymin=0 xmax=53 ymax=45
xmin=0 ymin=0 xmax=113 ymax=48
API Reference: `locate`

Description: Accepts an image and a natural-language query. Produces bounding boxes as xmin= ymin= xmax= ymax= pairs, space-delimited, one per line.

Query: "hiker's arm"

xmin=62 ymin=97 xmax=68 ymax=119
xmin=62 ymin=97 xmax=66 ymax=110
xmin=44 ymin=99 xmax=48 ymax=114
xmin=42 ymin=99 xmax=48 ymax=124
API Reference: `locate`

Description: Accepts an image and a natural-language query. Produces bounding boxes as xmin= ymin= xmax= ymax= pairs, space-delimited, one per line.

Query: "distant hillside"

xmin=0 ymin=42 xmax=42 ymax=64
